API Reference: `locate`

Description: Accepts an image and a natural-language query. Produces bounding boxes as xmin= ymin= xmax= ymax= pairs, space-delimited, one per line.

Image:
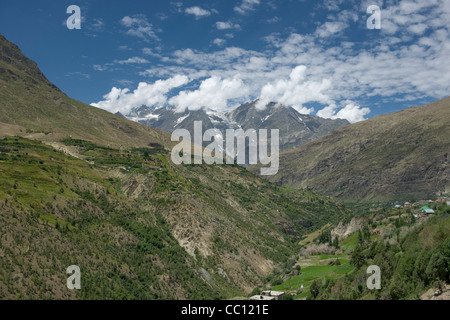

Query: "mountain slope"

xmin=228 ymin=101 xmax=349 ymax=151
xmin=0 ymin=136 xmax=349 ymax=299
xmin=0 ymin=34 xmax=349 ymax=299
xmin=0 ymin=33 xmax=171 ymax=149
xmin=262 ymin=97 xmax=450 ymax=202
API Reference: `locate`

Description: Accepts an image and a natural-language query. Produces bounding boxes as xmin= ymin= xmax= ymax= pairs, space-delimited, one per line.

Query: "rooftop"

xmin=249 ymin=295 xmax=276 ymax=301
xmin=261 ymin=290 xmax=285 ymax=297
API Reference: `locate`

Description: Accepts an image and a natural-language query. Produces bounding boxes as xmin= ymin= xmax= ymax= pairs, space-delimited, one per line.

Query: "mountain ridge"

xmin=259 ymin=97 xmax=450 ymax=202
xmin=124 ymin=101 xmax=350 ymax=152
xmin=0 ymin=33 xmax=172 ymax=150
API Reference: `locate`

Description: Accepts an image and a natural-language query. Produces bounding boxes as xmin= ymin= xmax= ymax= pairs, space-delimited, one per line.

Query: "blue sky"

xmin=0 ymin=0 xmax=449 ymax=122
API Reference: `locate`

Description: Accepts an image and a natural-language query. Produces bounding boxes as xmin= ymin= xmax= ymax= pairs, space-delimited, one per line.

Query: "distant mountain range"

xmin=260 ymin=97 xmax=450 ymax=202
xmin=123 ymin=101 xmax=350 ymax=152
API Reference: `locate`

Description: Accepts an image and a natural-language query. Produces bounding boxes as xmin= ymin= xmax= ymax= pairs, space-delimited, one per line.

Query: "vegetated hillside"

xmin=261 ymin=97 xmax=450 ymax=202
xmin=311 ymin=207 xmax=450 ymax=300
xmin=0 ymin=34 xmax=350 ymax=299
xmin=261 ymin=203 xmax=450 ymax=300
xmin=0 ymin=33 xmax=171 ymax=149
xmin=0 ymin=137 xmax=348 ymax=299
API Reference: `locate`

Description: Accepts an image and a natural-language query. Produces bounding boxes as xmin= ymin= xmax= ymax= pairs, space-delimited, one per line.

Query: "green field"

xmin=272 ymin=255 xmax=354 ymax=299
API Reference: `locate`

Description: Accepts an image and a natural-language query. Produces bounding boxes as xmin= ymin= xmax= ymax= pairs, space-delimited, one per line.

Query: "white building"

xmin=249 ymin=290 xmax=285 ymax=301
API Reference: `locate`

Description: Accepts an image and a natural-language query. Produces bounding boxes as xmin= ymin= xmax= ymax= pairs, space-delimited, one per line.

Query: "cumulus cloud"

xmin=317 ymin=103 xmax=371 ymax=123
xmin=185 ymin=6 xmax=211 ymax=19
xmin=256 ymin=65 xmax=332 ymax=113
xmin=93 ymin=0 xmax=449 ymax=120
xmin=169 ymin=76 xmax=249 ymax=112
xmin=90 ymin=75 xmax=189 ymax=114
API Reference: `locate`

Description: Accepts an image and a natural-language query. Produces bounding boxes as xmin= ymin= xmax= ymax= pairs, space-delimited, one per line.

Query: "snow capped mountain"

xmin=124 ymin=101 xmax=350 ymax=152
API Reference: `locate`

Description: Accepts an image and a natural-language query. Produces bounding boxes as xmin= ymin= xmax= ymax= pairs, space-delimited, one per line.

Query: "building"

xmin=249 ymin=290 xmax=285 ymax=301
xmin=249 ymin=295 xmax=276 ymax=301
xmin=404 ymin=202 xmax=412 ymax=207
xmin=419 ymin=206 xmax=435 ymax=215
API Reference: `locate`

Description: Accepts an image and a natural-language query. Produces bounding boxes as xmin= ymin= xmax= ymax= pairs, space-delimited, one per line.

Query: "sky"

xmin=0 ymin=0 xmax=449 ymax=123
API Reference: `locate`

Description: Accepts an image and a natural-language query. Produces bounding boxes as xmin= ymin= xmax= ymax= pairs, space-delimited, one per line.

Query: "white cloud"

xmin=213 ymin=38 xmax=226 ymax=46
xmin=314 ymin=9 xmax=357 ymax=38
xmin=322 ymin=0 xmax=347 ymax=12
xmin=93 ymin=64 xmax=108 ymax=72
xmin=91 ymin=75 xmax=189 ymax=114
xmin=185 ymin=6 xmax=211 ymax=19
xmin=65 ymin=72 xmax=91 ymax=80
xmin=169 ymin=76 xmax=249 ymax=112
xmin=142 ymin=47 xmax=162 ymax=58
xmin=266 ymin=16 xmax=280 ymax=24
xmin=315 ymin=21 xmax=349 ymax=37
xmin=216 ymin=21 xmax=240 ymax=30
xmin=120 ymin=15 xmax=159 ymax=42
xmin=317 ymin=103 xmax=371 ymax=123
xmin=114 ymin=57 xmax=149 ymax=64
xmin=94 ymin=0 xmax=449 ymax=119
xmin=408 ymin=23 xmax=428 ymax=35
xmin=118 ymin=45 xmax=132 ymax=51
xmin=234 ymin=0 xmax=260 ymax=15
xmin=88 ymin=18 xmax=105 ymax=32
xmin=256 ymin=66 xmax=331 ymax=113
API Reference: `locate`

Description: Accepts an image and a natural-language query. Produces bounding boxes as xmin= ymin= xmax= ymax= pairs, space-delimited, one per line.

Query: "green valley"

xmin=256 ymin=202 xmax=450 ymax=300
xmin=0 ymin=135 xmax=348 ymax=299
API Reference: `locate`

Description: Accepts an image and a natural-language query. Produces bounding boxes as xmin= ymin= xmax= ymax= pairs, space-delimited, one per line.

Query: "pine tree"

xmin=351 ymin=244 xmax=366 ymax=270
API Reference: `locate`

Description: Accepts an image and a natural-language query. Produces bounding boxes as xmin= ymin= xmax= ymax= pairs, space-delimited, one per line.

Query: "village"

xmin=244 ymin=195 xmax=450 ymax=301
xmin=393 ymin=196 xmax=450 ymax=220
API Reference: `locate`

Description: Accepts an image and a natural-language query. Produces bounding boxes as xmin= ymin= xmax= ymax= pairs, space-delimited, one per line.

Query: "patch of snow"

xmin=175 ymin=113 xmax=190 ymax=125
xmin=145 ymin=113 xmax=160 ymax=120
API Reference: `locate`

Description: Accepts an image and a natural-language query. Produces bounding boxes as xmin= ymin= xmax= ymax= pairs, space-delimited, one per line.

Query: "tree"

xmin=389 ymin=274 xmax=408 ymax=300
xmin=362 ymin=226 xmax=371 ymax=242
xmin=426 ymin=251 xmax=447 ymax=282
xmin=358 ymin=230 xmax=363 ymax=243
xmin=310 ymin=280 xmax=321 ymax=299
xmin=413 ymin=249 xmax=429 ymax=284
xmin=351 ymin=244 xmax=366 ymax=270
xmin=333 ymin=236 xmax=339 ymax=249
